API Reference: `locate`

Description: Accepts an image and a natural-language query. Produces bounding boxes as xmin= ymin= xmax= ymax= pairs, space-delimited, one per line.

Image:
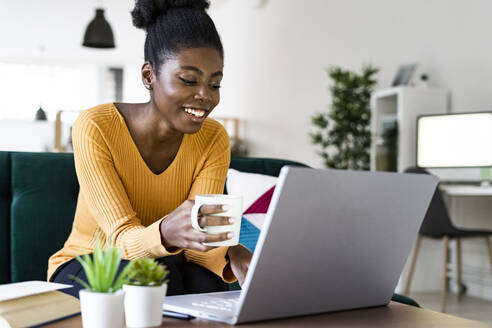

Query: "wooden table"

xmin=46 ymin=302 xmax=489 ymax=327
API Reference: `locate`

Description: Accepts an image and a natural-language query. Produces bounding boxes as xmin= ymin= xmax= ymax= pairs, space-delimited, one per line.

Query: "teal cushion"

xmin=0 ymin=152 xmax=11 ymax=283
xmin=239 ymin=217 xmax=261 ymax=253
xmin=10 ymin=152 xmax=79 ymax=282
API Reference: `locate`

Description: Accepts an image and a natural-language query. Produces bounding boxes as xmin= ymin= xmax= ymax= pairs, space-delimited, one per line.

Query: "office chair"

xmin=403 ymin=167 xmax=492 ymax=312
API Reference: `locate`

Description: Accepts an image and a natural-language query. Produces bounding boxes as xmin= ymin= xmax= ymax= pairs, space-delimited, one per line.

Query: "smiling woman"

xmin=48 ymin=0 xmax=252 ymax=298
xmin=142 ymin=46 xmax=224 ymax=135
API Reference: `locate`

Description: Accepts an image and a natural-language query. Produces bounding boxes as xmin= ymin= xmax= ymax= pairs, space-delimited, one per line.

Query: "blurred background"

xmin=1 ymin=0 xmax=491 ymax=166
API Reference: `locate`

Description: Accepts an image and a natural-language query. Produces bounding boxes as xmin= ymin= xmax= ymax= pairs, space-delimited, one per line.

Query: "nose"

xmin=194 ymin=85 xmax=212 ymax=103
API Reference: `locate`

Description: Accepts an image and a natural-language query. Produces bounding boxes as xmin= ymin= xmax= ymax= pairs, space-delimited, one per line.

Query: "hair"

xmin=131 ymin=0 xmax=223 ymax=73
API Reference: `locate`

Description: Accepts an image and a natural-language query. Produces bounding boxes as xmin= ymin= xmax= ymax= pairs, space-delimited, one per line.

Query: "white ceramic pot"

xmin=123 ymin=284 xmax=167 ymax=327
xmin=79 ymin=289 xmax=125 ymax=328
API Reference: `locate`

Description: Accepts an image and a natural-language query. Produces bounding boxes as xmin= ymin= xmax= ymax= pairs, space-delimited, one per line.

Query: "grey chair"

xmin=403 ymin=167 xmax=492 ymax=312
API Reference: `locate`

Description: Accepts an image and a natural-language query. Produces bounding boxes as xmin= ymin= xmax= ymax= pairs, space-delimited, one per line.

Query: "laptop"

xmin=164 ymin=166 xmax=438 ymax=325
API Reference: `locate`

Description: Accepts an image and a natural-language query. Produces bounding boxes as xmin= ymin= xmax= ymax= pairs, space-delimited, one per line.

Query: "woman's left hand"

xmin=227 ymin=244 xmax=252 ymax=287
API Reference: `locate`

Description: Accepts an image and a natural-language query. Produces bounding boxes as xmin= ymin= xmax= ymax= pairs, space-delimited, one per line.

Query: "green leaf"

xmin=69 ymin=274 xmax=91 ymax=291
xmin=74 ymin=235 xmax=129 ymax=293
xmin=77 ymin=254 xmax=96 ymax=291
xmin=312 ymin=64 xmax=378 ymax=170
xmin=126 ymin=258 xmax=170 ymax=287
xmin=113 ymin=261 xmax=133 ymax=291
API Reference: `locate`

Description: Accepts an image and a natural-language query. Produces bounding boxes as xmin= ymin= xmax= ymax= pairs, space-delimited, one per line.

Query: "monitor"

xmin=416 ymin=112 xmax=492 ymax=168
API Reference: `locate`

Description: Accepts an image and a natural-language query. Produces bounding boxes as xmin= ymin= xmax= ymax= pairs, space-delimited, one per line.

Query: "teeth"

xmin=184 ymin=107 xmax=205 ymax=118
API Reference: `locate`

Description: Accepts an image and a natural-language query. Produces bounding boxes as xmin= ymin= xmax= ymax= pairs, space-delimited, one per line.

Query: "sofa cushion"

xmin=0 ymin=152 xmax=11 ymax=283
xmin=226 ymin=169 xmax=278 ymax=212
xmin=10 ymin=152 xmax=79 ymax=282
xmin=238 ymin=217 xmax=261 ymax=253
xmin=230 ymin=157 xmax=308 ymax=177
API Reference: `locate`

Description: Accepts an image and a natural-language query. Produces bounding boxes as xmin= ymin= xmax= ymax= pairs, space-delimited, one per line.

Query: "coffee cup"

xmin=191 ymin=194 xmax=242 ymax=247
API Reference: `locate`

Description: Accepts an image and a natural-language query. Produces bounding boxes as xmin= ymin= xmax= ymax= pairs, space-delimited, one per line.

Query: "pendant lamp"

xmin=34 ymin=106 xmax=47 ymax=121
xmin=82 ymin=8 xmax=115 ymax=49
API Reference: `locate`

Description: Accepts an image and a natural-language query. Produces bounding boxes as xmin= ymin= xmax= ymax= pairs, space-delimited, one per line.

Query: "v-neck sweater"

xmin=47 ymin=103 xmax=234 ymax=282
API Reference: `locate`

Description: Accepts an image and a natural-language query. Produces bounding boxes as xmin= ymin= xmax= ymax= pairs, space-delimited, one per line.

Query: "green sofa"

xmin=0 ymin=151 xmax=418 ymax=307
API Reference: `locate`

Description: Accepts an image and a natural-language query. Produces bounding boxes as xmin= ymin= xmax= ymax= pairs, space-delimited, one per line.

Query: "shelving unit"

xmin=370 ymin=86 xmax=448 ymax=172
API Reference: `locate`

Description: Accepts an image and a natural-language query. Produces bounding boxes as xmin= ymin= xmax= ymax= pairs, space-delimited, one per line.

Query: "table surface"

xmin=440 ymin=184 xmax=492 ymax=196
xmin=45 ymin=302 xmax=489 ymax=327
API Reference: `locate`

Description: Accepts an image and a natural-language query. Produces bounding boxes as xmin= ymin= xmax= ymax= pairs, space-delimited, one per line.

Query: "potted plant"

xmin=70 ymin=239 xmax=131 ymax=328
xmin=310 ymin=64 xmax=379 ymax=170
xmin=123 ymin=258 xmax=169 ymax=327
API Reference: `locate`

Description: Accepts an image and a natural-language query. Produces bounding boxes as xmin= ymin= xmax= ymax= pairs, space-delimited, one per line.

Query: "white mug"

xmin=191 ymin=194 xmax=242 ymax=247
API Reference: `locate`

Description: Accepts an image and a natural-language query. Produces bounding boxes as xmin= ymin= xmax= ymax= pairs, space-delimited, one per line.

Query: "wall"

xmin=0 ymin=121 xmax=53 ymax=151
xmin=209 ymin=0 xmax=492 ymax=167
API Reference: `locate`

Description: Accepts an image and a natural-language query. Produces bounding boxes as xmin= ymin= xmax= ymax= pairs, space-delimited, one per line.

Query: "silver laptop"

xmin=164 ymin=167 xmax=438 ymax=325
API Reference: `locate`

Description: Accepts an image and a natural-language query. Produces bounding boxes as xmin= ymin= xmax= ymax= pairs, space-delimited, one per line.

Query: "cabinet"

xmin=370 ymin=87 xmax=448 ymax=172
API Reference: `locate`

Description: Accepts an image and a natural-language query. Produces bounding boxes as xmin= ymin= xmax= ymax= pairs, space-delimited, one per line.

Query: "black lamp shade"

xmin=83 ymin=8 xmax=115 ymax=49
xmin=34 ymin=107 xmax=47 ymax=121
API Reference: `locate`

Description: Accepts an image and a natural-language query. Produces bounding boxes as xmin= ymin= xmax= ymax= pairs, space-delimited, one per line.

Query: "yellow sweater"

xmin=48 ymin=103 xmax=234 ymax=282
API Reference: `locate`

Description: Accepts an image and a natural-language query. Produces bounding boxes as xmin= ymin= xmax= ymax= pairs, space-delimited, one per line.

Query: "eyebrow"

xmin=180 ymin=65 xmax=223 ymax=77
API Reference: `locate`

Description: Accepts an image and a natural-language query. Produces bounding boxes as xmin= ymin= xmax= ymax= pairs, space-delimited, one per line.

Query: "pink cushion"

xmin=244 ymin=185 xmax=276 ymax=214
xmin=243 ymin=185 xmax=276 ymax=230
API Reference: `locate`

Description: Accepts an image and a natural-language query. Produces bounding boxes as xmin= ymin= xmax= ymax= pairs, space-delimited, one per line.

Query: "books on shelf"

xmin=0 ymin=281 xmax=80 ymax=328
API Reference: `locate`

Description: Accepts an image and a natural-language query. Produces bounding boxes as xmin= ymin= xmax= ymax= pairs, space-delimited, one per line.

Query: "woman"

xmin=48 ymin=0 xmax=252 ymax=297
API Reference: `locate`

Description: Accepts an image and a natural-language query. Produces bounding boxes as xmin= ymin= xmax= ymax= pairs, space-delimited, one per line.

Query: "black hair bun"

xmin=132 ymin=0 xmax=210 ymax=31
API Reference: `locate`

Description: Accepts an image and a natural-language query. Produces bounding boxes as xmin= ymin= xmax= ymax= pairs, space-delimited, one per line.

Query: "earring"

xmin=144 ymin=83 xmax=152 ymax=90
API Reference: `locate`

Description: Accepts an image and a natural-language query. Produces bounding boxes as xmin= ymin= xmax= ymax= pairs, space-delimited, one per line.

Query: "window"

xmin=0 ymin=62 xmax=101 ymax=120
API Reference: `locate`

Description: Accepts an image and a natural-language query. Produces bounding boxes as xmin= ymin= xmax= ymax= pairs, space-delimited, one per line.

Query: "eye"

xmin=178 ymin=77 xmax=197 ymax=85
xmin=209 ymin=83 xmax=221 ymax=90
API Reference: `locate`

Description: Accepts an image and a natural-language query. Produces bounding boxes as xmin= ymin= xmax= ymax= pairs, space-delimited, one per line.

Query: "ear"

xmin=141 ymin=61 xmax=154 ymax=90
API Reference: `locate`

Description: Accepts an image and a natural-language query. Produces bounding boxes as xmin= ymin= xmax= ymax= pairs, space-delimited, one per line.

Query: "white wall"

xmin=209 ymin=0 xmax=492 ymax=167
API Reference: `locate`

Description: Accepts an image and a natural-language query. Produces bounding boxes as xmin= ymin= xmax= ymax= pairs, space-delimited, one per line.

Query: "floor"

xmin=410 ymin=291 xmax=492 ymax=325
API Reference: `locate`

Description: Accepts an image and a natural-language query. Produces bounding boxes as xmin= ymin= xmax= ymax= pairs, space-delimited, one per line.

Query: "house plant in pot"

xmin=123 ymin=258 xmax=169 ymax=327
xmin=310 ymin=64 xmax=378 ymax=170
xmin=70 ymin=238 xmax=132 ymax=328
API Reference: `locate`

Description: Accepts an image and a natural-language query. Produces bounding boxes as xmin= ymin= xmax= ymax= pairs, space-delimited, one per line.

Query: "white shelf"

xmin=370 ymin=86 xmax=448 ymax=172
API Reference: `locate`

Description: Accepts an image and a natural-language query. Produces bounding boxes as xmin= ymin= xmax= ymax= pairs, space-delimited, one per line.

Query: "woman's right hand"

xmin=159 ymin=200 xmax=233 ymax=252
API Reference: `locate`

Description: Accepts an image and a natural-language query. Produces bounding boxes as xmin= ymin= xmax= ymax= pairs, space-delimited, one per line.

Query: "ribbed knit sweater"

xmin=47 ymin=103 xmax=234 ymax=282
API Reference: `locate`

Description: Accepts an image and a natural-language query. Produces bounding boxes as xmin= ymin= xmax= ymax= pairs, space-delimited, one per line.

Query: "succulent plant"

xmin=70 ymin=237 xmax=132 ymax=293
xmin=126 ymin=257 xmax=169 ymax=287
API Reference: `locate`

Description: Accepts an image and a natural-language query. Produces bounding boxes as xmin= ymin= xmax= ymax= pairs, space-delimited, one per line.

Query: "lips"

xmin=183 ymin=106 xmax=206 ymax=118
xmin=182 ymin=106 xmax=208 ymax=122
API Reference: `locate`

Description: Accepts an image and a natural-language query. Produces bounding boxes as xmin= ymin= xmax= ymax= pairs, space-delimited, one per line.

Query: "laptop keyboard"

xmin=191 ymin=296 xmax=239 ymax=312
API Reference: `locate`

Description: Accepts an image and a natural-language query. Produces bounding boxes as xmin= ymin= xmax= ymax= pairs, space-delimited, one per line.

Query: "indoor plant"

xmin=123 ymin=257 xmax=169 ymax=327
xmin=310 ymin=64 xmax=378 ymax=170
xmin=70 ymin=238 xmax=131 ymax=328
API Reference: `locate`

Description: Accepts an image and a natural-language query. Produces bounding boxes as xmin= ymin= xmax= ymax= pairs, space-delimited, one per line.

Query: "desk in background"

xmin=45 ymin=302 xmax=488 ymax=327
xmin=441 ymin=184 xmax=492 ymax=196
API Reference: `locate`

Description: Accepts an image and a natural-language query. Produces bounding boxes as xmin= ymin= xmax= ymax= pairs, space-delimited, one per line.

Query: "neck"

xmin=138 ymin=102 xmax=183 ymax=146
